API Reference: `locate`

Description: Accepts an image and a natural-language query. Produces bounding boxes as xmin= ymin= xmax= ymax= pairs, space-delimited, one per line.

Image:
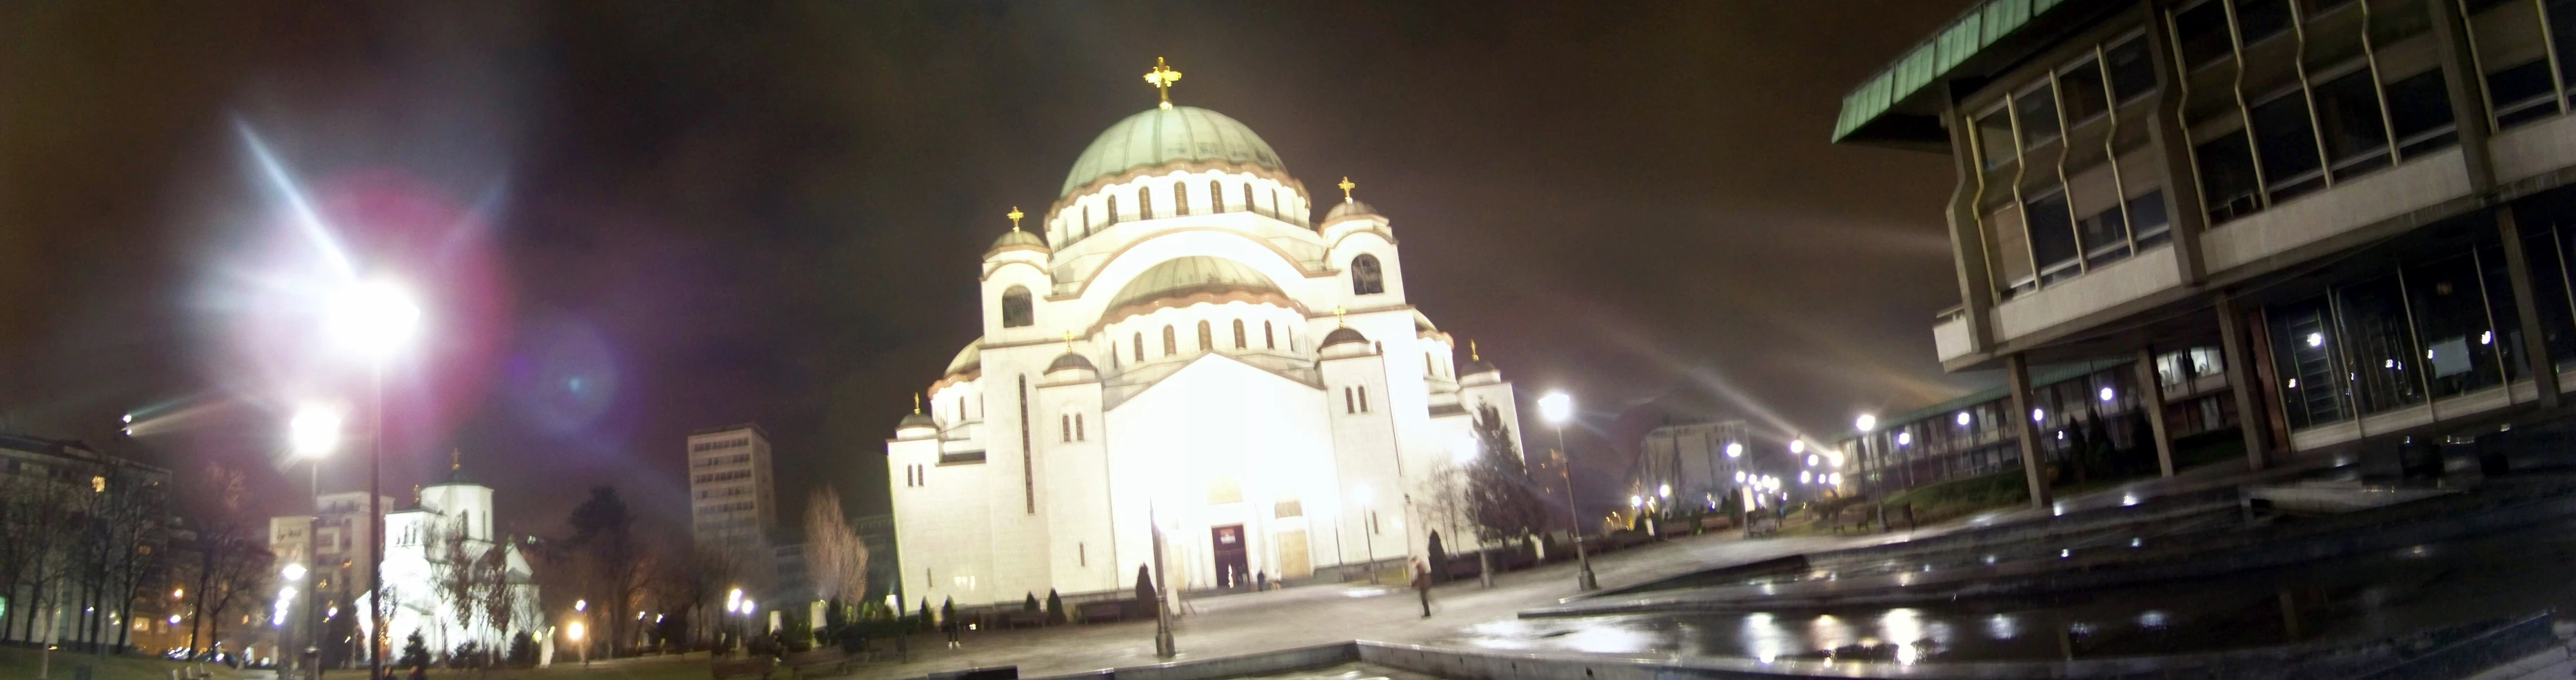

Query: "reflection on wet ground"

xmin=1222 ymin=661 xmax=1441 ymax=680
xmin=1439 ymin=517 xmax=2576 ymax=663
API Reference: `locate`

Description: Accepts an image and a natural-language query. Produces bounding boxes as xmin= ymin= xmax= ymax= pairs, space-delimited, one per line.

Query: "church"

xmin=885 ymin=59 xmax=1526 ymax=609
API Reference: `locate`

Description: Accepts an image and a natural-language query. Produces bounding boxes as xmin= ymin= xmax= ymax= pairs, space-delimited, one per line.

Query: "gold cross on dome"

xmin=912 ymin=392 xmax=923 ymax=414
xmin=1007 ymin=206 xmax=1025 ymax=232
xmin=1144 ymin=57 xmax=1183 ymax=110
xmin=1338 ymin=177 xmax=1356 ymax=201
xmin=1333 ymin=306 xmax=1347 ymax=326
xmin=1469 ymin=339 xmax=1480 ymax=361
xmin=1062 ymin=330 xmax=1076 ymax=351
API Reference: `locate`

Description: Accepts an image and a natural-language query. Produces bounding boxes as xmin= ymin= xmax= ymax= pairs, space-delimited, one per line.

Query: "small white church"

xmin=885 ymin=60 xmax=1525 ymax=609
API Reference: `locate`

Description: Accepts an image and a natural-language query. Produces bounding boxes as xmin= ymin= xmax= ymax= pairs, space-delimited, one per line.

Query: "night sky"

xmin=0 ymin=1 xmax=1989 ymax=539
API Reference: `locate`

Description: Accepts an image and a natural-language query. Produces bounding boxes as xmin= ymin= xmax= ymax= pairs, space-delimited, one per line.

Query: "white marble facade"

xmin=887 ymin=101 xmax=1524 ymax=608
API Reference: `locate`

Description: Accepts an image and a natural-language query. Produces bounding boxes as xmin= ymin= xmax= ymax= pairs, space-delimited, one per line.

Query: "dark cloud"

xmin=0 ymin=1 xmax=1986 ymax=534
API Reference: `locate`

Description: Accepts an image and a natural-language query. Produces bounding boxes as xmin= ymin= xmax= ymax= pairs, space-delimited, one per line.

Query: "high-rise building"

xmin=687 ymin=423 xmax=775 ymax=553
xmin=1638 ymin=421 xmax=1751 ymax=511
xmin=1836 ymin=0 xmax=2576 ymax=504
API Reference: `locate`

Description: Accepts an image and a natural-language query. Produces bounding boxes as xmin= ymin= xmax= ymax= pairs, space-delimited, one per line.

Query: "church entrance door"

xmin=1211 ymin=524 xmax=1249 ymax=589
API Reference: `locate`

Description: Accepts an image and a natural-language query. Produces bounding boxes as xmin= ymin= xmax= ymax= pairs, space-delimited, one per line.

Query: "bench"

xmin=1829 ymin=506 xmax=1875 ymax=534
xmin=712 ymin=657 xmax=774 ymax=680
xmin=1001 ymin=609 xmax=1050 ymax=628
xmin=1074 ymin=599 xmax=1129 ymax=623
xmin=785 ymin=648 xmax=852 ymax=679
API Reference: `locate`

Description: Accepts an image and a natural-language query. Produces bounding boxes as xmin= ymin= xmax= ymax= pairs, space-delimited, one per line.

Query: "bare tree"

xmin=178 ymin=461 xmax=273 ymax=658
xmin=562 ymin=486 xmax=643 ymax=657
xmin=802 ymin=488 xmax=869 ymax=608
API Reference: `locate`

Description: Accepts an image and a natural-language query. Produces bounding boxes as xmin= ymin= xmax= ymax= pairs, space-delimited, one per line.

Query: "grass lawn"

xmin=0 ymin=646 xmax=248 ymax=680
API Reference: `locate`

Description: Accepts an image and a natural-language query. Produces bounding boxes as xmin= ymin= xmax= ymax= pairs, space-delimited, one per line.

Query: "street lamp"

xmin=287 ymin=403 xmax=341 ymax=680
xmin=327 ymin=277 xmax=420 ymax=680
xmin=1537 ymin=392 xmax=1596 ymax=591
xmin=567 ymin=619 xmax=587 ymax=667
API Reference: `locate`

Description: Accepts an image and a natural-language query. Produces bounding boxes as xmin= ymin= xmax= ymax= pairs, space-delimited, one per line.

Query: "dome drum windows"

xmin=1196 ymin=320 xmax=1214 ymax=351
xmin=1173 ymin=181 xmax=1190 ymax=215
xmin=1162 ymin=325 xmax=1178 ymax=356
xmin=1231 ymin=319 xmax=1247 ymax=348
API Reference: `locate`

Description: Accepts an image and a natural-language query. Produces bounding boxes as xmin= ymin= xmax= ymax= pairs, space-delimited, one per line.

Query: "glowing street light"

xmin=324 ymin=279 xmax=423 ymax=359
xmin=574 ymin=599 xmax=587 ymax=612
xmin=289 ymin=403 xmax=343 ymax=459
xmin=1789 ymin=439 xmax=1807 ymax=454
xmin=1538 ymin=391 xmax=1596 ymax=590
xmin=1658 ymin=483 xmax=1671 ymax=499
xmin=1855 ymin=414 xmax=1878 ymax=433
xmin=1724 ymin=441 xmax=1743 ymax=458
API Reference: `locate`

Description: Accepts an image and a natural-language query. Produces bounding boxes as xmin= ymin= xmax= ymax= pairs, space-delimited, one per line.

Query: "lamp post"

xmin=288 ymin=403 xmax=341 ymax=680
xmin=327 ymin=278 xmax=420 ymax=680
xmin=1149 ymin=501 xmax=1175 ymax=658
xmin=1537 ymin=392 xmax=1596 ymax=591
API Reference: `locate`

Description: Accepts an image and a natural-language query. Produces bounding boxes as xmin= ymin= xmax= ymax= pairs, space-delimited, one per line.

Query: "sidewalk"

xmin=845 ymin=454 xmax=2331 ymax=679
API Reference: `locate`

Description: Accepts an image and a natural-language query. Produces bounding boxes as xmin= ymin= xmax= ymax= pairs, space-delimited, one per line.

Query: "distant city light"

xmin=1896 ymin=431 xmax=1912 ymax=446
xmin=2031 ymin=408 xmax=2046 ymax=423
xmin=1657 ymin=483 xmax=1670 ymax=499
xmin=1629 ymin=495 xmax=1642 ymax=508
xmin=1807 ymin=454 xmax=1820 ymax=467
xmin=2098 ymin=387 xmax=2115 ymax=402
xmin=1789 ymin=440 xmax=1807 ymax=454
xmin=2307 ymin=332 xmax=2324 ymax=348
xmin=1724 ymin=442 xmax=1744 ymax=458
xmin=574 ymin=599 xmax=587 ymax=612
xmin=1955 ymin=412 xmax=1973 ymax=427
xmin=1800 ymin=470 xmax=1811 ymax=484
xmin=1854 ymin=414 xmax=1877 ymax=432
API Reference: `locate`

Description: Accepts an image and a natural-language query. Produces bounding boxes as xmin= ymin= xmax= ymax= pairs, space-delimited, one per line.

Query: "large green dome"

xmin=1061 ymin=106 xmax=1285 ymax=196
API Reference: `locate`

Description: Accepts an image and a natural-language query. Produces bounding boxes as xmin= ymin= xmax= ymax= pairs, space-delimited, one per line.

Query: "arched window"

xmin=1173 ymin=181 xmax=1189 ymax=215
xmin=1196 ymin=320 xmax=1213 ymax=350
xmin=1231 ymin=319 xmax=1247 ymax=348
xmin=1140 ymin=187 xmax=1156 ymax=220
xmin=1133 ymin=332 xmax=1145 ymax=361
xmin=1351 ymin=254 xmax=1385 ymax=294
xmin=1358 ymin=386 xmax=1370 ymax=412
xmin=1264 ymin=321 xmax=1276 ymax=349
xmin=1061 ymin=414 xmax=1071 ymax=443
xmin=1344 ymin=387 xmax=1355 ymax=414
xmin=1075 ymin=413 xmax=1086 ymax=441
xmin=1244 ymin=183 xmax=1258 ymax=216
xmin=1080 ymin=205 xmax=1091 ymax=237
xmin=1210 ymin=180 xmax=1226 ymax=212
xmin=1162 ymin=325 xmax=1178 ymax=355
xmin=1106 ymin=194 xmax=1120 ymax=227
xmin=1000 ymin=286 xmax=1034 ymax=328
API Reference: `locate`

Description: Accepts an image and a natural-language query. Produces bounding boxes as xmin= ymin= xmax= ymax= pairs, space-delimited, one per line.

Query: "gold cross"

xmin=1062 ymin=330 xmax=1076 ymax=351
xmin=450 ymin=448 xmax=461 ymax=471
xmin=1333 ymin=306 xmax=1347 ymax=327
xmin=1144 ymin=57 xmax=1183 ymax=110
xmin=1007 ymin=206 xmax=1025 ymax=232
xmin=1338 ymin=177 xmax=1355 ymax=201
xmin=912 ymin=392 xmax=923 ymax=414
xmin=1469 ymin=339 xmax=1480 ymax=361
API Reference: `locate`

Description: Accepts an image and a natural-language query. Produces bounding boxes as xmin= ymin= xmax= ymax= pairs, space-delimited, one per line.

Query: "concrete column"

xmin=2135 ymin=346 xmax=2177 ymax=477
xmin=2215 ymin=290 xmax=2271 ymax=470
xmin=1940 ymin=88 xmax=1998 ymax=350
xmin=2005 ymin=353 xmax=2052 ymax=509
xmin=2426 ymin=0 xmax=2497 ymax=190
xmin=2497 ymin=208 xmax=2564 ymax=408
xmin=2142 ymin=0 xmax=2209 ymax=283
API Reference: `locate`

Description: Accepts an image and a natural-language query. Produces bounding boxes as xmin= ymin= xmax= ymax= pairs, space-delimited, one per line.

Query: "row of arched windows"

xmin=1059 ymin=412 xmax=1087 ymax=442
xmin=1126 ymin=317 xmax=1296 ymax=363
xmin=1063 ymin=179 xmax=1298 ymax=242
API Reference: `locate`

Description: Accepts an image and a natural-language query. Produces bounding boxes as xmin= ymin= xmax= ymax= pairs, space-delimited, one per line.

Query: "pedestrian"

xmin=1256 ymin=571 xmax=1268 ymax=591
xmin=943 ymin=610 xmax=963 ymax=649
xmin=1411 ymin=559 xmax=1432 ymax=618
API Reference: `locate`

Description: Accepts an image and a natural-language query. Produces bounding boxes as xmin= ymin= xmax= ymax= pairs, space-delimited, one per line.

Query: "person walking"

xmin=942 ymin=599 xmax=963 ymax=650
xmin=1411 ymin=559 xmax=1433 ymax=618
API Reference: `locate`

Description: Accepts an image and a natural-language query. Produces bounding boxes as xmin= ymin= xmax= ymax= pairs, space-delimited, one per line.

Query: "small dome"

xmin=1322 ymin=199 xmax=1378 ymax=224
xmin=989 ymin=229 xmax=1049 ymax=255
xmin=1107 ymin=256 xmax=1285 ymax=314
xmin=1460 ymin=359 xmax=1497 ymax=376
xmin=1046 ymin=352 xmax=1097 ymax=374
xmin=945 ymin=340 xmax=982 ymax=377
xmin=1320 ymin=326 xmax=1369 ymax=349
xmin=1063 ymin=106 xmax=1285 ymax=197
xmin=898 ymin=412 xmax=936 ymax=430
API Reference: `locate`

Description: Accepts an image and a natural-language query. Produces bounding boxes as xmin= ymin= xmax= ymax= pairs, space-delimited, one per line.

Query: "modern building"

xmin=1837 ymin=0 xmax=2576 ymax=504
xmin=268 ymin=489 xmax=393 ymax=670
xmin=1833 ymin=348 xmax=2237 ymax=496
xmin=1636 ymin=421 xmax=1752 ymax=512
xmin=687 ymin=424 xmax=776 ymax=554
xmin=885 ymin=61 xmax=1527 ymax=609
